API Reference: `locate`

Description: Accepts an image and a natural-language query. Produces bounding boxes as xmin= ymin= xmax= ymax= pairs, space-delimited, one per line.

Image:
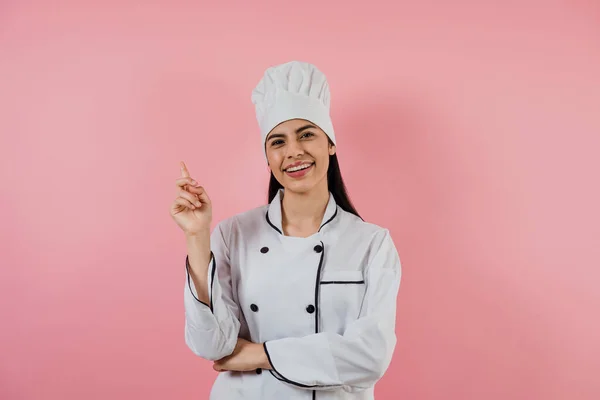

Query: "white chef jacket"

xmin=184 ymin=188 xmax=402 ymax=399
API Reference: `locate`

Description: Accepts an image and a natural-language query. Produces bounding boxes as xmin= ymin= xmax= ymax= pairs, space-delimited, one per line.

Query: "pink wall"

xmin=1 ymin=1 xmax=599 ymax=399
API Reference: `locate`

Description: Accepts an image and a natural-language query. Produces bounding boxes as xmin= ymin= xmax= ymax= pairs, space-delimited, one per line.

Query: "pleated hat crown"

xmin=251 ymin=61 xmax=336 ymax=157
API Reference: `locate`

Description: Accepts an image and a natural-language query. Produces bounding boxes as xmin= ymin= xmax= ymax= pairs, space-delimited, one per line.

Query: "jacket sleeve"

xmin=263 ymin=229 xmax=401 ymax=392
xmin=184 ymin=220 xmax=241 ymax=361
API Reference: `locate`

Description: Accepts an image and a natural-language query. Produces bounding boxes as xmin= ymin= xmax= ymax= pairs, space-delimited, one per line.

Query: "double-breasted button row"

xmin=250 ymin=303 xmax=314 ymax=314
xmin=260 ymin=245 xmax=322 ymax=254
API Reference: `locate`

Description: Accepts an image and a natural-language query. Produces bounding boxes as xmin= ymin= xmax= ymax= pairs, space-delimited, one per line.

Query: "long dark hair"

xmin=267 ymin=151 xmax=362 ymax=220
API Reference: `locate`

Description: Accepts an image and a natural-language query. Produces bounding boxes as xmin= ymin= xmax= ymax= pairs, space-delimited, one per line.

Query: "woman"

xmin=170 ymin=61 xmax=402 ymax=399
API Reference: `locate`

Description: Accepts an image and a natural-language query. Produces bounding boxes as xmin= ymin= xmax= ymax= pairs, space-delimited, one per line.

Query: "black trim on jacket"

xmin=185 ymin=252 xmax=216 ymax=313
xmin=265 ymin=206 xmax=339 ymax=236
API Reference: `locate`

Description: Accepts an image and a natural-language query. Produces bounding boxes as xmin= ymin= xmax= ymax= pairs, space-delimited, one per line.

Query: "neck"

xmin=281 ymin=184 xmax=330 ymax=236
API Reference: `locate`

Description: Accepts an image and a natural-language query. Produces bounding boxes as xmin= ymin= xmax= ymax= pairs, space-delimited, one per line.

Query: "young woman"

xmin=170 ymin=61 xmax=402 ymax=399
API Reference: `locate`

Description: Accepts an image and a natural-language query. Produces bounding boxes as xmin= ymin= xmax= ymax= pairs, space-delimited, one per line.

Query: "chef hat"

xmin=251 ymin=61 xmax=336 ymax=156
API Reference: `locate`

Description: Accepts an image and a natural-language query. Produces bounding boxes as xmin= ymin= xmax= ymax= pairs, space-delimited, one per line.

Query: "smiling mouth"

xmin=284 ymin=162 xmax=314 ymax=172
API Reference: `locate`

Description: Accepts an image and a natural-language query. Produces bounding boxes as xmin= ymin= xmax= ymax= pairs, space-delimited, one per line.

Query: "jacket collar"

xmin=266 ymin=189 xmax=338 ymax=235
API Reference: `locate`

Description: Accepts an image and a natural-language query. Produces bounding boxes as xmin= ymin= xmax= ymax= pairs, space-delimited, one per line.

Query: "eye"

xmin=301 ymin=131 xmax=315 ymax=138
xmin=271 ymin=139 xmax=284 ymax=146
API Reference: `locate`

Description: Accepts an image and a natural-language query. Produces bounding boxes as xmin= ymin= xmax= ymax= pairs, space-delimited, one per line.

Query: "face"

xmin=265 ymin=119 xmax=336 ymax=194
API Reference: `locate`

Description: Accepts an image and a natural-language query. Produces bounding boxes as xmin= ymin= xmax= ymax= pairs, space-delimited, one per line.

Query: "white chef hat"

xmin=251 ymin=61 xmax=336 ymax=157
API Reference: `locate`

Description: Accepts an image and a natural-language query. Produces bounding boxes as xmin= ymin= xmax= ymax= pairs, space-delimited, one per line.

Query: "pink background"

xmin=1 ymin=1 xmax=599 ymax=399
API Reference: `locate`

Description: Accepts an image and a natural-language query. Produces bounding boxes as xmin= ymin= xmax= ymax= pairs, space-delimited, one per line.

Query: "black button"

xmin=260 ymin=247 xmax=269 ymax=254
xmin=250 ymin=304 xmax=259 ymax=312
xmin=314 ymin=245 xmax=323 ymax=253
xmin=306 ymin=304 xmax=315 ymax=313
xmin=256 ymin=368 xmax=262 ymax=374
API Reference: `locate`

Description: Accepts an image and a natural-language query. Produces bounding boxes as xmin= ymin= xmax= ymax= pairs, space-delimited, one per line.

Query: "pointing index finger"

xmin=180 ymin=161 xmax=190 ymax=178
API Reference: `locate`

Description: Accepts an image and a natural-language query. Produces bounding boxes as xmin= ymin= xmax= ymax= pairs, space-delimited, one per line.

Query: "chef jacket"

xmin=184 ymin=188 xmax=402 ymax=399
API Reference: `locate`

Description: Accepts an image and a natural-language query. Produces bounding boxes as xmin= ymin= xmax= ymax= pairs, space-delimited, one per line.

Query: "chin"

xmin=284 ymin=176 xmax=327 ymax=194
xmin=284 ymin=182 xmax=313 ymax=194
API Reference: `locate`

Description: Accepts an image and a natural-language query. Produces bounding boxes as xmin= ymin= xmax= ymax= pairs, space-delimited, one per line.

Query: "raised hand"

xmin=170 ymin=161 xmax=213 ymax=236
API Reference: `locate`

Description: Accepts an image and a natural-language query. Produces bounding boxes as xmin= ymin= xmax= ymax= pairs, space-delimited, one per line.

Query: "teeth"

xmin=287 ymin=163 xmax=312 ymax=172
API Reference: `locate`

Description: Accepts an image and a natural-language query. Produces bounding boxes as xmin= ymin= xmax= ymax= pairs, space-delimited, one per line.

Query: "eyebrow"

xmin=266 ymin=124 xmax=317 ymax=141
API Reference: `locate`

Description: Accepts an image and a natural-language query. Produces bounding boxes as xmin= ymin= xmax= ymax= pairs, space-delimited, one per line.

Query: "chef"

xmin=170 ymin=61 xmax=402 ymax=399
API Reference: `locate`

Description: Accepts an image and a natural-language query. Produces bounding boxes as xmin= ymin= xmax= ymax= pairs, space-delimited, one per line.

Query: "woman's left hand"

xmin=213 ymin=338 xmax=271 ymax=372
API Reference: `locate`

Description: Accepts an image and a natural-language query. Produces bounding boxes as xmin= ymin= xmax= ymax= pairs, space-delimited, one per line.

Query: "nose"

xmin=285 ymin=139 xmax=304 ymax=158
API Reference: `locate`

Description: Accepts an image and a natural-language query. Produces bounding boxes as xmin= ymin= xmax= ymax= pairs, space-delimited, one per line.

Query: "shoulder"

xmin=336 ymin=207 xmax=391 ymax=243
xmin=335 ymin=208 xmax=401 ymax=270
xmin=213 ymin=204 xmax=269 ymax=235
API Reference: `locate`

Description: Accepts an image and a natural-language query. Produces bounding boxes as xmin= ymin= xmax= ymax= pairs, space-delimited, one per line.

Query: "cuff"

xmin=185 ymin=253 xmax=215 ymax=312
xmin=263 ymin=339 xmax=339 ymax=390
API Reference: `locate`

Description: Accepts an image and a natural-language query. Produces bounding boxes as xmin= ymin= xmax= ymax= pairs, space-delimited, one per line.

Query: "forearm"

xmin=257 ymin=343 xmax=273 ymax=370
xmin=212 ymin=339 xmax=273 ymax=372
xmin=264 ymin=329 xmax=395 ymax=391
xmin=185 ymin=230 xmax=212 ymax=305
